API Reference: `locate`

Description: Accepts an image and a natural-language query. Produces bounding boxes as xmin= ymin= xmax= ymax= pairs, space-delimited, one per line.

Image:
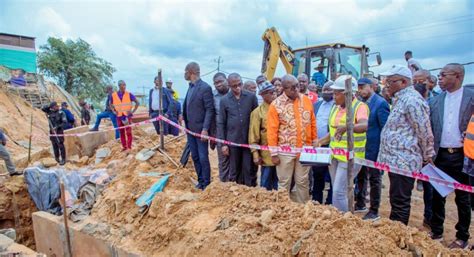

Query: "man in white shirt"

xmin=404 ymin=51 xmax=422 ymax=75
xmin=428 ymin=63 xmax=473 ymax=249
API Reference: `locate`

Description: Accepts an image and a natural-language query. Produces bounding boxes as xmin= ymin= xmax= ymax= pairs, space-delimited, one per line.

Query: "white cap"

xmin=379 ymin=65 xmax=412 ymax=79
xmin=330 ymin=75 xmax=357 ymax=91
xmin=166 ymin=78 xmax=173 ymax=83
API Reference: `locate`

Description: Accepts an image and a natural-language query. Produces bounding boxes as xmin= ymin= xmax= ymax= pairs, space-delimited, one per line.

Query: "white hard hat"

xmin=331 ymin=75 xmax=357 ymax=91
xmin=380 ymin=65 xmax=412 ymax=79
xmin=166 ymin=78 xmax=173 ymax=83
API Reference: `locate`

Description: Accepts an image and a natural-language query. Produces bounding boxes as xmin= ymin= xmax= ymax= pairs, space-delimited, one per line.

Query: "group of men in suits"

xmin=181 ymin=61 xmax=473 ymax=249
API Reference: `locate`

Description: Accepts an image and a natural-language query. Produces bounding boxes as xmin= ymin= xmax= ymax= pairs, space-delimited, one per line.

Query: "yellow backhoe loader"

xmin=261 ymin=27 xmax=382 ymax=84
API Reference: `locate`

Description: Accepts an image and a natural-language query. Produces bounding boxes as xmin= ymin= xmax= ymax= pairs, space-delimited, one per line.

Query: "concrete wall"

xmin=32 ymin=212 xmax=140 ymax=257
xmin=64 ymin=126 xmax=115 ymax=158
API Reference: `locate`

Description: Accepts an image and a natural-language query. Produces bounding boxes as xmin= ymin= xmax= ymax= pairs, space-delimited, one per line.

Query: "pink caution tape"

xmin=159 ymin=115 xmax=473 ymax=193
xmin=42 ymin=114 xmax=473 ymax=193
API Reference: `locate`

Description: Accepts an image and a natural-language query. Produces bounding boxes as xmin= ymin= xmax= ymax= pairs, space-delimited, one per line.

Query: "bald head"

xmin=439 ymin=63 xmax=464 ymax=92
xmin=282 ymin=74 xmax=299 ymax=100
xmin=184 ymin=62 xmax=200 ymax=82
xmin=413 ymin=69 xmax=431 ymax=86
xmin=445 ymin=63 xmax=465 ymax=78
xmin=243 ymin=80 xmax=257 ymax=94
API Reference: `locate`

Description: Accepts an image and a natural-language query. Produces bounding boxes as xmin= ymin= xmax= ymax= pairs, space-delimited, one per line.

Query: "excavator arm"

xmin=261 ymin=27 xmax=295 ymax=80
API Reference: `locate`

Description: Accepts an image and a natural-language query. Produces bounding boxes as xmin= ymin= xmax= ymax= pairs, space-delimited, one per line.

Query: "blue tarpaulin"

xmin=135 ymin=174 xmax=170 ymax=207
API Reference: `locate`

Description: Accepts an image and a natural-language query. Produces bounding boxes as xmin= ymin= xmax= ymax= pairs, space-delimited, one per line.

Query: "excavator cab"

xmin=292 ymin=44 xmax=370 ymax=85
xmin=261 ymin=27 xmax=382 ymax=85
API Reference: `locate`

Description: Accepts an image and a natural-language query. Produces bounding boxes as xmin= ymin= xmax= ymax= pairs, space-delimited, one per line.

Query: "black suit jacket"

xmin=182 ymin=79 xmax=215 ymax=133
xmin=429 ymin=84 xmax=474 ymax=158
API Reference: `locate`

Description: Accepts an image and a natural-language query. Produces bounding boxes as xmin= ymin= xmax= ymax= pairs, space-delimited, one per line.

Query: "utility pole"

xmin=344 ymin=76 xmax=355 ymax=214
xmin=157 ymin=69 xmax=165 ymax=150
xmin=214 ymin=56 xmax=223 ymax=72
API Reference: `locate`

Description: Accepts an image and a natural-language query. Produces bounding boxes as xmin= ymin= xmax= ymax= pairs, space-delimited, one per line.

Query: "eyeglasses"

xmin=438 ymin=72 xmax=456 ymax=78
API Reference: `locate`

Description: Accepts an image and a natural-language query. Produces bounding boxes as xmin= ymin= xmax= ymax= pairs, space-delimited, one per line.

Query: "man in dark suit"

xmin=218 ymin=73 xmax=258 ymax=186
xmin=355 ymin=78 xmax=390 ymax=221
xmin=429 ymin=63 xmax=473 ymax=249
xmin=182 ymin=62 xmax=215 ymax=190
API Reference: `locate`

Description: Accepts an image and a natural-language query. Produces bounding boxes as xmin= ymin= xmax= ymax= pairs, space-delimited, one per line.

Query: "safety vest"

xmin=111 ymin=91 xmax=132 ymax=117
xmin=465 ymin=114 xmax=474 ymax=159
xmin=329 ymin=99 xmax=367 ymax=162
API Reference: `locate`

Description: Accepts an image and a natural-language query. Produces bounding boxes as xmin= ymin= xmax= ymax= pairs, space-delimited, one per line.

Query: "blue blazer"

xmin=182 ymin=79 xmax=215 ymax=133
xmin=365 ymin=93 xmax=390 ymax=161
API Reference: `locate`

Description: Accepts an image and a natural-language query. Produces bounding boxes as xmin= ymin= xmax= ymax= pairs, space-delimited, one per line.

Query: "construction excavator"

xmin=261 ymin=27 xmax=382 ymax=83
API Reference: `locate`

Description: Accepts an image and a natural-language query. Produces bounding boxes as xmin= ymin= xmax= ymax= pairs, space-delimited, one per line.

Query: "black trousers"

xmin=356 ymin=166 xmax=383 ymax=213
xmin=389 ymin=172 xmax=415 ymax=225
xmin=50 ymin=134 xmax=66 ymax=161
xmin=431 ymin=148 xmax=471 ymax=241
xmin=229 ymin=146 xmax=256 ymax=187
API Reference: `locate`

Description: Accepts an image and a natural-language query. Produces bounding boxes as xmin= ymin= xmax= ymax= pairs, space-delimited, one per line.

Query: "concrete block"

xmin=32 ymin=211 xmax=142 ymax=257
xmin=64 ymin=126 xmax=115 ymax=158
xmin=0 ymin=234 xmax=13 ymax=252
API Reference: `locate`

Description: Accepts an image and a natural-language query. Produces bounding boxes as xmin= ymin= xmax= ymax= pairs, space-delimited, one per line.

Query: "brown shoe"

xmin=448 ymin=239 xmax=468 ymax=250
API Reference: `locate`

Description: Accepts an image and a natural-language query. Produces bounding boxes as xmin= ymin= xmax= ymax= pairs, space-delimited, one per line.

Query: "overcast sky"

xmin=1 ymin=0 xmax=473 ymax=98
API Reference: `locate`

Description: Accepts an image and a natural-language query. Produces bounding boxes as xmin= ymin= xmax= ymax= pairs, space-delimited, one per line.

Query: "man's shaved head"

xmin=185 ymin=62 xmax=200 ymax=74
xmin=445 ymin=63 xmax=465 ymax=77
xmin=228 ymin=73 xmax=241 ymax=81
xmin=438 ymin=63 xmax=465 ymax=92
xmin=281 ymin=74 xmax=299 ymax=100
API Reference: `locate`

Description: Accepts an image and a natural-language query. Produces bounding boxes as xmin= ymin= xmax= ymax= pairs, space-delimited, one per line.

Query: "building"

xmin=0 ymin=33 xmax=37 ymax=73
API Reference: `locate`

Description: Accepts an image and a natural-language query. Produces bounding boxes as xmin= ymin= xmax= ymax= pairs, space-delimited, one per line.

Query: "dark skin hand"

xmin=222 ymin=145 xmax=229 ymax=156
xmin=271 ymin=156 xmax=280 ymax=165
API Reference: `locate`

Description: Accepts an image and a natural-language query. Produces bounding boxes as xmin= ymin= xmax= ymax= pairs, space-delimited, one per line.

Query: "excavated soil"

xmin=87 ymin=130 xmax=471 ymax=256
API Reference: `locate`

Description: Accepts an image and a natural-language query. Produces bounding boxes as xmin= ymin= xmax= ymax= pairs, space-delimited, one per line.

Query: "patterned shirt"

xmin=378 ymin=86 xmax=435 ymax=171
xmin=267 ymin=93 xmax=317 ymax=156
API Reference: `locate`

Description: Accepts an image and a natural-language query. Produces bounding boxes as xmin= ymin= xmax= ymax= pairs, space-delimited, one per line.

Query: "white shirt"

xmin=151 ymin=88 xmax=160 ymax=111
xmin=407 ymin=58 xmax=422 ymax=75
xmin=440 ymin=87 xmax=463 ymax=148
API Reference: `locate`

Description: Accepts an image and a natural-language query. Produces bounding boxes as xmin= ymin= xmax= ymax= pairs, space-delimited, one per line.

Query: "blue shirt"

xmin=312 ymin=72 xmax=327 ymax=87
xmin=315 ymin=100 xmax=334 ymax=139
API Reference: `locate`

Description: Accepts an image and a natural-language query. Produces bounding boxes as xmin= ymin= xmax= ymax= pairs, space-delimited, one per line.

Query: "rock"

xmin=96 ymin=148 xmax=111 ymax=158
xmin=0 ymin=228 xmax=16 ymax=240
xmin=135 ymin=148 xmax=156 ymax=161
xmin=78 ymin=156 xmax=89 ymax=165
xmin=291 ymin=239 xmax=302 ymax=256
xmin=124 ymin=224 xmax=134 ymax=234
xmin=321 ymin=209 xmax=331 ymax=220
xmin=0 ymin=234 xmax=13 ymax=252
xmin=107 ymin=160 xmax=121 ymax=170
xmin=41 ymin=158 xmax=57 ymax=168
xmin=260 ymin=209 xmax=275 ymax=224
xmin=229 ymin=186 xmax=239 ymax=192
xmin=343 ymin=212 xmax=352 ymax=219
xmin=32 ymin=161 xmax=43 ymax=167
xmin=68 ymin=155 xmax=80 ymax=163
xmin=173 ymin=192 xmax=198 ymax=203
xmin=215 ymin=218 xmax=230 ymax=230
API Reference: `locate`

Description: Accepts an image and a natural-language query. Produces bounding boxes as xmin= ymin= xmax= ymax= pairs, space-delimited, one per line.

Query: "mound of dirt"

xmin=88 ymin=131 xmax=468 ymax=256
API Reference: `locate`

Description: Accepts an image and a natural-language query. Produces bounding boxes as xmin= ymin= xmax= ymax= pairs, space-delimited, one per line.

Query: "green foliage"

xmin=38 ymin=37 xmax=115 ymax=104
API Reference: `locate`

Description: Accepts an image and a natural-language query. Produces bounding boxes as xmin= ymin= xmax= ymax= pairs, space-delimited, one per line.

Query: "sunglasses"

xmin=438 ymin=72 xmax=457 ymax=78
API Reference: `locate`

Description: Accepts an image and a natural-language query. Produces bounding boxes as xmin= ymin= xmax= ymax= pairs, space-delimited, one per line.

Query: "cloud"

xmin=36 ymin=7 xmax=72 ymax=38
xmin=1 ymin=0 xmax=473 ymax=99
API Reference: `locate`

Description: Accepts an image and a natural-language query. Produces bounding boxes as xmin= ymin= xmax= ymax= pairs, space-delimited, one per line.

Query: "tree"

xmin=38 ymin=37 xmax=115 ymax=104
